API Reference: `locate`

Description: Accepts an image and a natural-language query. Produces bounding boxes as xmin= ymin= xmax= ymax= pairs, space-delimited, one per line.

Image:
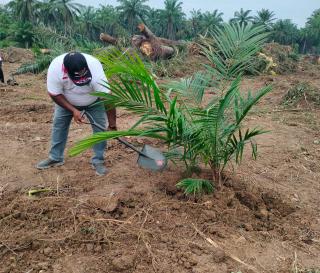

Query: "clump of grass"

xmin=282 ymin=82 xmax=320 ymax=107
xmin=176 ymin=178 xmax=214 ymax=198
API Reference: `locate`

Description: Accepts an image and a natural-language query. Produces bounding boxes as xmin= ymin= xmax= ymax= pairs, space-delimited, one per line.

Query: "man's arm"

xmin=49 ymin=93 xmax=85 ymax=123
xmin=47 ymin=59 xmax=85 ymax=122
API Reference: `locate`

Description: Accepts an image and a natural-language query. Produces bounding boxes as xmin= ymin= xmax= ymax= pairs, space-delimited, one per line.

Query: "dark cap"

xmin=63 ymin=52 xmax=92 ymax=86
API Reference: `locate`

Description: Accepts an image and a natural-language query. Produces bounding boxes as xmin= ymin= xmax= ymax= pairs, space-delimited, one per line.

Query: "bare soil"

xmin=0 ymin=60 xmax=320 ymax=273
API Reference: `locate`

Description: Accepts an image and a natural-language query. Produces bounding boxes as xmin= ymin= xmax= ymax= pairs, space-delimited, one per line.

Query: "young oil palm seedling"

xmin=69 ymin=23 xmax=272 ymax=186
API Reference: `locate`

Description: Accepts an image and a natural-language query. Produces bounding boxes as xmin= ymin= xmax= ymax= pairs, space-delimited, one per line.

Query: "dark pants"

xmin=0 ymin=62 xmax=4 ymax=83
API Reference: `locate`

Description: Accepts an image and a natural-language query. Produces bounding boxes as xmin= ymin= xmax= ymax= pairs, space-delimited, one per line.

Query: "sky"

xmin=0 ymin=0 xmax=319 ymax=27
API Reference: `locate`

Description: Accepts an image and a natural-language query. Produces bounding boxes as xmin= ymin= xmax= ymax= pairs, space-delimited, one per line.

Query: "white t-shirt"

xmin=47 ymin=53 xmax=110 ymax=106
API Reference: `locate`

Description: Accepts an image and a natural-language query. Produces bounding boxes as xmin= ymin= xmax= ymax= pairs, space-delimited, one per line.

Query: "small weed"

xmin=80 ymin=226 xmax=95 ymax=235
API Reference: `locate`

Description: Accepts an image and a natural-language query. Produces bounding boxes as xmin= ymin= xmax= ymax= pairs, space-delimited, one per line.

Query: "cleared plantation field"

xmin=0 ymin=58 xmax=320 ymax=272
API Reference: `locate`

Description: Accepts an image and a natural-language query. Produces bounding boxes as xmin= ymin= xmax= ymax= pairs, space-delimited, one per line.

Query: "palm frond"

xmin=96 ymin=49 xmax=167 ymax=114
xmin=15 ymin=29 xmax=68 ymax=75
xmin=201 ymin=23 xmax=269 ymax=80
xmin=14 ymin=54 xmax=53 ymax=75
xmin=69 ymin=130 xmax=165 ymax=157
xmin=194 ymin=76 xmax=242 ymax=131
xmin=226 ymin=127 xmax=266 ymax=164
xmin=234 ymin=85 xmax=272 ymax=125
xmin=162 ymin=72 xmax=213 ymax=105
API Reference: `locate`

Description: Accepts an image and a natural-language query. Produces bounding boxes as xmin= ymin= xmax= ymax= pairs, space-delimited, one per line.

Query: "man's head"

xmin=63 ymin=52 xmax=92 ymax=86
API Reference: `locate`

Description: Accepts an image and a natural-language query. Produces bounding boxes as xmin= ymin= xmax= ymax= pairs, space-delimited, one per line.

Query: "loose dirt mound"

xmin=0 ymin=178 xmax=301 ymax=273
xmin=0 ymin=47 xmax=34 ymax=63
xmin=1 ymin=59 xmax=320 ymax=273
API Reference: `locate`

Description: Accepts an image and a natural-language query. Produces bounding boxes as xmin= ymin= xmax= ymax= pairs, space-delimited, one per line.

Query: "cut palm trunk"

xmin=132 ymin=23 xmax=183 ymax=61
xmin=99 ymin=33 xmax=118 ymax=45
xmin=100 ymin=23 xmax=186 ymax=61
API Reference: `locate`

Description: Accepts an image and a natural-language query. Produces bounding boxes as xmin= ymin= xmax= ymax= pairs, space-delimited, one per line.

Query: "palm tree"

xmin=96 ymin=5 xmax=122 ymax=36
xmin=305 ymin=9 xmax=320 ymax=49
xmin=6 ymin=0 xmax=38 ymax=22
xmin=231 ymin=8 xmax=254 ymax=26
xmin=146 ymin=8 xmax=165 ymax=37
xmin=201 ymin=10 xmax=224 ymax=32
xmin=36 ymin=0 xmax=61 ymax=28
xmin=117 ymin=0 xmax=149 ymax=34
xmin=78 ymin=6 xmax=100 ymax=40
xmin=70 ymin=24 xmax=272 ymax=184
xmin=299 ymin=28 xmax=309 ymax=54
xmin=162 ymin=0 xmax=185 ymax=40
xmin=10 ymin=21 xmax=35 ymax=47
xmin=48 ymin=0 xmax=83 ymax=36
xmin=190 ymin=9 xmax=202 ymax=36
xmin=0 ymin=5 xmax=13 ymax=41
xmin=272 ymin=19 xmax=300 ymax=45
xmin=254 ymin=9 xmax=276 ymax=29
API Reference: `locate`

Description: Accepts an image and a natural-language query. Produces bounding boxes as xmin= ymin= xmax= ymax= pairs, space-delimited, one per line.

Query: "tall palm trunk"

xmin=303 ymin=39 xmax=307 ymax=54
xmin=167 ymin=18 xmax=174 ymax=40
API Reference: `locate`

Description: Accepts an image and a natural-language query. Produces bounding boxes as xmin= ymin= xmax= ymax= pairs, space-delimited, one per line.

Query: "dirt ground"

xmin=0 ymin=60 xmax=320 ymax=273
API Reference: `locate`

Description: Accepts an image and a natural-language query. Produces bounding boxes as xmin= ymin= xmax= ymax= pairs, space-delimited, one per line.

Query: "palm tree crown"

xmin=232 ymin=8 xmax=254 ymax=26
xmin=254 ymin=9 xmax=276 ymax=28
xmin=117 ymin=0 xmax=150 ymax=34
xmin=162 ymin=0 xmax=185 ymax=40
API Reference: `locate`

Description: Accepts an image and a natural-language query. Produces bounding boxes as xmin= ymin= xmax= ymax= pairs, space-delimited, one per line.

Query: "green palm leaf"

xmin=226 ymin=127 xmax=266 ymax=164
xmin=96 ymin=49 xmax=167 ymax=114
xmin=234 ymin=85 xmax=272 ymax=125
xmin=163 ymin=72 xmax=213 ymax=105
xmin=69 ymin=130 xmax=165 ymax=157
xmin=201 ymin=23 xmax=270 ymax=81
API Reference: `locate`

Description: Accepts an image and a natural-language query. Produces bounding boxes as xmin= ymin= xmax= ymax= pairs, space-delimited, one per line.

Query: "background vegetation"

xmin=0 ymin=0 xmax=319 ymax=54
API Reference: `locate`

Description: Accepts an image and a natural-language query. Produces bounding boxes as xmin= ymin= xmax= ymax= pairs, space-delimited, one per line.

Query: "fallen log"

xmin=132 ymin=24 xmax=181 ymax=61
xmin=40 ymin=49 xmax=51 ymax=54
xmin=137 ymin=23 xmax=185 ymax=47
xmin=100 ymin=24 xmax=185 ymax=61
xmin=131 ymin=34 xmax=175 ymax=60
xmin=99 ymin=33 xmax=118 ymax=45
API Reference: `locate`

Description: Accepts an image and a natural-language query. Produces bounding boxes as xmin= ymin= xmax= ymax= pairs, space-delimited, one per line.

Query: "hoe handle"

xmin=116 ymin=137 xmax=147 ymax=157
xmin=80 ymin=110 xmax=150 ymax=158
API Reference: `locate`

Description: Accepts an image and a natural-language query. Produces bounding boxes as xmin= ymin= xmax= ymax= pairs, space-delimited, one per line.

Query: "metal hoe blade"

xmin=137 ymin=145 xmax=167 ymax=171
xmin=79 ymin=110 xmax=167 ymax=172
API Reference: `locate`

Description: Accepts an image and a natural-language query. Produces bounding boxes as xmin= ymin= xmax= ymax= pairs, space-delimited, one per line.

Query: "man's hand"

xmin=49 ymin=94 xmax=86 ymax=124
xmin=73 ymin=109 xmax=86 ymax=124
xmin=108 ymin=125 xmax=117 ymax=131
